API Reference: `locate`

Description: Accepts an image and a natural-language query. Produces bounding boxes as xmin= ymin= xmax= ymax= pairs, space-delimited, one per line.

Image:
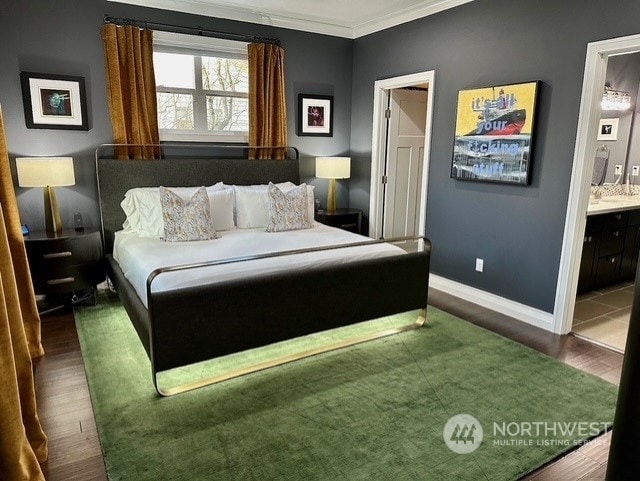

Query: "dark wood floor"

xmin=33 ymin=287 xmax=622 ymax=481
xmin=34 ymin=304 xmax=108 ymax=481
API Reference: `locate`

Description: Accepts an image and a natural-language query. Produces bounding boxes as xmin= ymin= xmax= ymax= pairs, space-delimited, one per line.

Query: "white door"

xmin=382 ymin=88 xmax=427 ymax=238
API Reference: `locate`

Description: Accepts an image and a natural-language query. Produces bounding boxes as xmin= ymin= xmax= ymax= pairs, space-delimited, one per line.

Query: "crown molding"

xmin=352 ymin=0 xmax=473 ymax=38
xmin=108 ymin=0 xmax=473 ymax=39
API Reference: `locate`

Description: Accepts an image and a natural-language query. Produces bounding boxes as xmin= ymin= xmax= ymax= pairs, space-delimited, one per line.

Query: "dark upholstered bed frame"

xmin=96 ymin=146 xmax=431 ymax=396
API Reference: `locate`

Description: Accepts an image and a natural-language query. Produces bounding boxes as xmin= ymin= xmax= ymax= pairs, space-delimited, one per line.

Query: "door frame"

xmin=369 ymin=70 xmax=435 ymax=239
xmin=554 ymin=33 xmax=640 ymax=334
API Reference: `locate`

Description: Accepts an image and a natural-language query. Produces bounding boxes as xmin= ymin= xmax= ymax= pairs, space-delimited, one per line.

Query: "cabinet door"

xmin=595 ymin=254 xmax=622 ymax=288
xmin=599 ymin=212 xmax=627 ymax=257
xmin=578 ymin=234 xmax=598 ymax=294
xmin=621 ymin=225 xmax=640 ymax=281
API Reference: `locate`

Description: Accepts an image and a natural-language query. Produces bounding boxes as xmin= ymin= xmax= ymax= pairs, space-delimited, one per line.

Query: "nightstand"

xmin=24 ymin=229 xmax=105 ymax=308
xmin=314 ymin=208 xmax=363 ymax=234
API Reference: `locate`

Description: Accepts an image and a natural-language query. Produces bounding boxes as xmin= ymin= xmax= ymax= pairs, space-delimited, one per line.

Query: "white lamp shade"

xmin=316 ymin=156 xmax=351 ymax=179
xmin=16 ymin=157 xmax=75 ymax=187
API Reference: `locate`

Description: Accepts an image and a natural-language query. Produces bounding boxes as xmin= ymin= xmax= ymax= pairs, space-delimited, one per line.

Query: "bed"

xmin=96 ymin=144 xmax=431 ymax=396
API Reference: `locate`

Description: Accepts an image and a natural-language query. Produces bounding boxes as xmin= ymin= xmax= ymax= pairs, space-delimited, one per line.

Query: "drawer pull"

xmin=341 ymin=223 xmax=357 ymax=228
xmin=43 ymin=251 xmax=72 ymax=259
xmin=47 ymin=277 xmax=75 ymax=285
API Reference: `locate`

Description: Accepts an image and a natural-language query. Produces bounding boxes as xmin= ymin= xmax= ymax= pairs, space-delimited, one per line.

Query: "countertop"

xmin=587 ymin=195 xmax=640 ymax=215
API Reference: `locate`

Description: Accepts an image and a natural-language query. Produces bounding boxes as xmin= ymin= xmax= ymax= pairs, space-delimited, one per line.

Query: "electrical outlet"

xmin=615 ymin=165 xmax=623 ymax=175
xmin=633 ymin=166 xmax=640 ymax=176
xmin=475 ymin=258 xmax=484 ymax=272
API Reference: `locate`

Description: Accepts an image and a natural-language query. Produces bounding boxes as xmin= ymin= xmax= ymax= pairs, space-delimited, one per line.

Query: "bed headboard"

xmin=96 ymin=156 xmax=300 ymax=254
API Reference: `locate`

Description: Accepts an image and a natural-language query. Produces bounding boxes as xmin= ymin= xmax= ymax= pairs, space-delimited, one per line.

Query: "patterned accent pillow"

xmin=266 ymin=182 xmax=313 ymax=232
xmin=159 ymin=186 xmax=219 ymax=242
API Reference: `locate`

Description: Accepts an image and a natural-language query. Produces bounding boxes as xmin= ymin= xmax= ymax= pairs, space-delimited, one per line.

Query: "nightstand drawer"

xmin=27 ymin=235 xmax=102 ymax=268
xmin=30 ymin=261 xmax=105 ymax=295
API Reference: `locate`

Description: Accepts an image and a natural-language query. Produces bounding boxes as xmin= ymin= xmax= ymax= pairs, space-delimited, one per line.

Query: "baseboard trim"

xmin=430 ymin=275 xmax=555 ymax=332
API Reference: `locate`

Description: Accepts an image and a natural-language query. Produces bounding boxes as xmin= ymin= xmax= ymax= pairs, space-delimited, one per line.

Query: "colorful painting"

xmin=451 ymin=81 xmax=540 ymax=185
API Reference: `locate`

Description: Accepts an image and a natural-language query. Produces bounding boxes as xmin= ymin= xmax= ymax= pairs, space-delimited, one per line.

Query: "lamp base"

xmin=327 ymin=178 xmax=337 ymax=212
xmin=44 ymin=186 xmax=63 ymax=235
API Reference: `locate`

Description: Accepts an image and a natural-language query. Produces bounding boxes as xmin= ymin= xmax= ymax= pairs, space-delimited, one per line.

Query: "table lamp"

xmin=16 ymin=156 xmax=75 ymax=235
xmin=315 ymin=156 xmax=350 ymax=212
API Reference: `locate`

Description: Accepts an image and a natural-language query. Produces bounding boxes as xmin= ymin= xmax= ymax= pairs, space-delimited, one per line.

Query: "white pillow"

xmin=234 ymin=182 xmax=295 ymax=229
xmin=121 ymin=182 xmax=230 ymax=236
xmin=120 ymin=187 xmax=163 ymax=236
xmin=208 ymin=189 xmax=235 ymax=231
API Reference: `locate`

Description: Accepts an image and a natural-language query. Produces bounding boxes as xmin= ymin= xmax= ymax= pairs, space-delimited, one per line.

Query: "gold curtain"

xmin=248 ymin=43 xmax=288 ymax=159
xmin=0 ymin=106 xmax=48 ymax=480
xmin=102 ymin=23 xmax=160 ymax=160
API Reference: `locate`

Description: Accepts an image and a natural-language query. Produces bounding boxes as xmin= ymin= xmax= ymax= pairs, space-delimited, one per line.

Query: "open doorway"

xmin=553 ymin=33 xmax=640 ymax=337
xmin=571 ymin=52 xmax=640 ymax=352
xmin=369 ymin=71 xmax=435 ymax=239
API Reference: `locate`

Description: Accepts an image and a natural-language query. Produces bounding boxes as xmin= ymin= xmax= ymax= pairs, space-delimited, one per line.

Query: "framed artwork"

xmin=450 ymin=80 xmax=540 ymax=185
xmin=597 ymin=118 xmax=619 ymax=141
xmin=297 ymin=94 xmax=333 ymax=136
xmin=20 ymin=72 xmax=89 ymax=130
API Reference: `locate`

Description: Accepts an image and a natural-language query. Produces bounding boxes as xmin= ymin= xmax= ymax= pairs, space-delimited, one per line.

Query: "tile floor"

xmin=572 ymin=282 xmax=633 ymax=352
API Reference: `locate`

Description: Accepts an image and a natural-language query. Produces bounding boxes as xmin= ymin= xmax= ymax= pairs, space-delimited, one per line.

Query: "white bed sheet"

xmin=113 ymin=223 xmax=405 ymax=307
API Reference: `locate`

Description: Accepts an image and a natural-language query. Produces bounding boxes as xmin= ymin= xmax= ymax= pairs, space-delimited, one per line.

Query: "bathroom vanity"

xmin=579 ymin=196 xmax=640 ymax=293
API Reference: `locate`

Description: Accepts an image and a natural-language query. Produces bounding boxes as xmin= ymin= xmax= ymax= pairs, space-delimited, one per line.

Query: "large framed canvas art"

xmin=450 ymin=81 xmax=540 ymax=185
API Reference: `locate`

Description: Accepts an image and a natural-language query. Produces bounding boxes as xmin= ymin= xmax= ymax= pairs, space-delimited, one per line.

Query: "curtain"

xmin=248 ymin=43 xmax=288 ymax=159
xmin=0 ymin=106 xmax=48 ymax=480
xmin=102 ymin=23 xmax=160 ymax=160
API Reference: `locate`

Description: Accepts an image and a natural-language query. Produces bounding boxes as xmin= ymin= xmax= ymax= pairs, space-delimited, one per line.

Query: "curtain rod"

xmin=103 ymin=15 xmax=280 ymax=45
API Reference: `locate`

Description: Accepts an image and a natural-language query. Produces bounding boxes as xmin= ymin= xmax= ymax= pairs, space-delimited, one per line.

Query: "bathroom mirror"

xmin=599 ymin=53 xmax=640 ymax=184
xmin=598 ymin=113 xmax=633 ymax=184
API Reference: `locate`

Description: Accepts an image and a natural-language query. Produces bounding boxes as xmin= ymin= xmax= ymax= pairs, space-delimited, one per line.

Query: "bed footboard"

xmin=148 ymin=241 xmax=431 ymax=395
xmin=108 ymin=239 xmax=431 ymax=396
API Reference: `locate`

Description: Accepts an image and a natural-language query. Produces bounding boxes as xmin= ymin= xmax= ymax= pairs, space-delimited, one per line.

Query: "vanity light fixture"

xmin=601 ymin=86 xmax=631 ymax=111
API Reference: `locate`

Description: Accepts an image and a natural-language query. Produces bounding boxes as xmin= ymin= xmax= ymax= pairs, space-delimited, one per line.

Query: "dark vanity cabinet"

xmin=578 ymin=209 xmax=640 ymax=293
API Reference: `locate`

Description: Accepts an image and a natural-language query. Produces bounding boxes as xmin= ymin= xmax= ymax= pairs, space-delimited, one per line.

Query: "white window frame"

xmin=153 ymin=31 xmax=249 ymax=143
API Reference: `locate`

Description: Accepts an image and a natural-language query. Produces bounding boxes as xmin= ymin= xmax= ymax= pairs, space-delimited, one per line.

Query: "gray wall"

xmin=349 ymin=0 xmax=640 ymax=313
xmin=0 ymin=0 xmax=352 ymax=229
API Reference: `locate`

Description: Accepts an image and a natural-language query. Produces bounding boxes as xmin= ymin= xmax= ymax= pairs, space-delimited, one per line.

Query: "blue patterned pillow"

xmin=266 ymin=182 xmax=313 ymax=232
xmin=159 ymin=186 xmax=219 ymax=242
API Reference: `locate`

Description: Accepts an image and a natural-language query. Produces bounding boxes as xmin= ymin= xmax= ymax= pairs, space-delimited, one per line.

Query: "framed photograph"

xmin=297 ymin=94 xmax=333 ymax=136
xmin=20 ymin=72 xmax=89 ymax=130
xmin=450 ymin=80 xmax=540 ymax=185
xmin=597 ymin=118 xmax=619 ymax=141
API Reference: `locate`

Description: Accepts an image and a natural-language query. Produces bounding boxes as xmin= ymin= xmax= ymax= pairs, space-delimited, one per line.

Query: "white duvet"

xmin=113 ymin=223 xmax=405 ymax=307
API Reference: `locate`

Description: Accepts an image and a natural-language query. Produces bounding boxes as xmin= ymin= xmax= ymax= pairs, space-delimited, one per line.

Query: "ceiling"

xmin=109 ymin=0 xmax=474 ymax=38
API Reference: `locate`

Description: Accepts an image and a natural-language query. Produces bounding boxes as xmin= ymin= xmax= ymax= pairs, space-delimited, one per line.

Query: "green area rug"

xmin=75 ymin=293 xmax=618 ymax=481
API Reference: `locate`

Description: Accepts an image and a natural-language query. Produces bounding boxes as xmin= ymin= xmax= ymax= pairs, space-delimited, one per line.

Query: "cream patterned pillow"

xmin=266 ymin=182 xmax=313 ymax=232
xmin=159 ymin=186 xmax=218 ymax=242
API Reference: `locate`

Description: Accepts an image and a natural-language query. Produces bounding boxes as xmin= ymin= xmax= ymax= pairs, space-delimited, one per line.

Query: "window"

xmin=153 ymin=31 xmax=249 ymax=142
